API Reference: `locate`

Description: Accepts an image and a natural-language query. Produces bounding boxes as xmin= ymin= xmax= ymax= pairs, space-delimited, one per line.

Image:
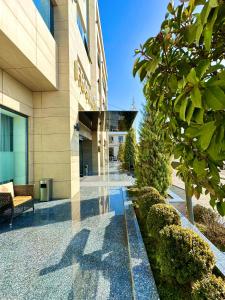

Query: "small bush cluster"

xmin=194 ymin=204 xmax=225 ymax=252
xmin=133 ymin=186 xmax=224 ymax=300
xmin=192 ymin=275 xmax=225 ymax=300
xmin=194 ymin=204 xmax=217 ymax=224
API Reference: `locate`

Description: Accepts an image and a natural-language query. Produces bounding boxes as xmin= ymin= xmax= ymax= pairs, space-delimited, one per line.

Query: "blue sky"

xmin=98 ymin=0 xmax=170 ymax=129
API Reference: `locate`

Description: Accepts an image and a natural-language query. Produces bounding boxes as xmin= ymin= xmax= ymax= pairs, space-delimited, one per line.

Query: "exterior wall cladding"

xmin=0 ymin=0 xmax=108 ymax=199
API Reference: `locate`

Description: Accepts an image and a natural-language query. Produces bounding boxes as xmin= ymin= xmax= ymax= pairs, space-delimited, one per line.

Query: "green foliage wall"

xmin=135 ymin=101 xmax=171 ymax=194
xmin=123 ymin=128 xmax=136 ymax=170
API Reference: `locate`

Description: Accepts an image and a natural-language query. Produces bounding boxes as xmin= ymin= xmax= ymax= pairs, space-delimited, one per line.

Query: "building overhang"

xmin=79 ymin=110 xmax=138 ymax=132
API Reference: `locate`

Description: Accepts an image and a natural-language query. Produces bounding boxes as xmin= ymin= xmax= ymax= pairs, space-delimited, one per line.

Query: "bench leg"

xmin=9 ymin=208 xmax=14 ymax=228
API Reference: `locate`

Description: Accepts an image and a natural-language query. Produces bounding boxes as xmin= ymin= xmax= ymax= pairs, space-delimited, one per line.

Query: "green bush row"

xmin=129 ymin=186 xmax=225 ymax=300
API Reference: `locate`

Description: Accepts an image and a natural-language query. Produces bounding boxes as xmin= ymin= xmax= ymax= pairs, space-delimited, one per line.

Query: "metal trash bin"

xmin=40 ymin=178 xmax=53 ymax=202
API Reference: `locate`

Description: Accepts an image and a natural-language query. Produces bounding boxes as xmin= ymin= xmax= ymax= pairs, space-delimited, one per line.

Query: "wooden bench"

xmin=0 ymin=182 xmax=35 ymax=227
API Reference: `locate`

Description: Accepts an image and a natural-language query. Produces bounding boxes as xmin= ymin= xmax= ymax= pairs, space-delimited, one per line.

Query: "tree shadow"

xmin=39 ymin=215 xmax=132 ymax=299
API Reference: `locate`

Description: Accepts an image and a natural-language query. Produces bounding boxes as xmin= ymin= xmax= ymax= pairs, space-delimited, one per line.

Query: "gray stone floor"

xmin=0 ymin=163 xmax=133 ymax=299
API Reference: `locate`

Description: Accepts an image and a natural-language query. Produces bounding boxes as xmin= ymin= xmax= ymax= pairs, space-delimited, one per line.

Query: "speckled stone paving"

xmin=0 ymin=164 xmax=133 ymax=300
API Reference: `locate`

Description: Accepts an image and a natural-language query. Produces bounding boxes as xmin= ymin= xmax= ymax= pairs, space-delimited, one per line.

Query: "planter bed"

xmin=124 ymin=187 xmax=225 ymax=300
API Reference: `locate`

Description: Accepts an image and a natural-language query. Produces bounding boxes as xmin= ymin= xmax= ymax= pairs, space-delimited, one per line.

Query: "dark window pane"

xmin=33 ymin=0 xmax=54 ymax=36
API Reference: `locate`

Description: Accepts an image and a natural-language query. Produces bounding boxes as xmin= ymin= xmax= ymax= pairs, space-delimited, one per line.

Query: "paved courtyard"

xmin=0 ymin=163 xmax=134 ymax=300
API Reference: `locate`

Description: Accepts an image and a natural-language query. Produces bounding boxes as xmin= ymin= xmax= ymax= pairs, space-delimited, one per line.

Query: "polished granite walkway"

xmin=0 ymin=163 xmax=133 ymax=299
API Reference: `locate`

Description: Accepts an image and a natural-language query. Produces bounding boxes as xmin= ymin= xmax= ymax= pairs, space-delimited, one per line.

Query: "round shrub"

xmin=194 ymin=204 xmax=217 ymax=225
xmin=158 ymin=225 xmax=215 ymax=285
xmin=137 ymin=190 xmax=166 ymax=221
xmin=146 ymin=204 xmax=181 ymax=239
xmin=192 ymin=275 xmax=225 ymax=300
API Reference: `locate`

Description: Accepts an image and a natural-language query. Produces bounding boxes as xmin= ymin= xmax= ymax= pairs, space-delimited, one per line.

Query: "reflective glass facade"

xmin=0 ymin=107 xmax=28 ymax=184
xmin=33 ymin=0 xmax=54 ymax=36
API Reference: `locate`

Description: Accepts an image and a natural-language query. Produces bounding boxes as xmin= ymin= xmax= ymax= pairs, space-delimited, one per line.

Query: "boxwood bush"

xmin=158 ymin=225 xmax=215 ymax=285
xmin=146 ymin=204 xmax=181 ymax=239
xmin=136 ymin=189 xmax=166 ymax=221
xmin=127 ymin=186 xmax=158 ymax=197
xmin=194 ymin=204 xmax=217 ymax=225
xmin=192 ymin=275 xmax=225 ymax=300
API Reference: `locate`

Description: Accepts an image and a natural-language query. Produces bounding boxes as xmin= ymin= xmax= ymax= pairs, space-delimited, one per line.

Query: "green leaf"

xmin=186 ymin=102 xmax=195 ymax=124
xmin=207 ymin=79 xmax=225 ymax=89
xmin=199 ymin=121 xmax=216 ymax=150
xmin=196 ymin=21 xmax=203 ymax=46
xmin=184 ymin=24 xmax=197 ymax=44
xmin=186 ymin=68 xmax=198 ymax=85
xmin=216 ymin=202 xmax=225 ymax=217
xmin=205 ymin=86 xmax=225 ymax=110
xmin=167 ymin=2 xmax=174 ymax=14
xmin=204 ymin=7 xmax=218 ymax=51
xmin=168 ymin=74 xmax=178 ymax=92
xmin=185 ymin=125 xmax=201 ymax=138
xmin=207 ymin=135 xmax=225 ymax=161
xmin=209 ymin=0 xmax=219 ymax=8
xmin=133 ymin=59 xmax=147 ymax=77
xmin=191 ymin=85 xmax=202 ymax=108
xmin=139 ymin=67 xmax=147 ymax=82
xmin=179 ymin=98 xmax=188 ymax=121
xmin=204 ymin=23 xmax=213 ymax=51
xmin=209 ymin=162 xmax=220 ymax=183
xmin=193 ymin=108 xmax=204 ymax=124
xmin=174 ymin=92 xmax=185 ymax=110
xmin=193 ymin=158 xmax=207 ymax=177
xmin=196 ymin=59 xmax=210 ymax=78
xmin=200 ymin=2 xmax=211 ymax=25
xmin=146 ymin=58 xmax=160 ymax=74
xmin=210 ymin=197 xmax=216 ymax=208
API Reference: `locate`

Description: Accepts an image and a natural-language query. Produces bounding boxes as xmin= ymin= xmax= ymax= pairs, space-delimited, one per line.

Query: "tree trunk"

xmin=185 ymin=182 xmax=195 ymax=224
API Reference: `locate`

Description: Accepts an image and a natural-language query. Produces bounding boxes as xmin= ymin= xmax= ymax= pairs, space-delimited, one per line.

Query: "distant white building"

xmin=109 ymin=133 xmax=127 ymax=160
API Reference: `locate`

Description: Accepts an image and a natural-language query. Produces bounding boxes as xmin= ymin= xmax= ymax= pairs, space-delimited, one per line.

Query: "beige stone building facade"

xmin=0 ymin=0 xmax=108 ymax=199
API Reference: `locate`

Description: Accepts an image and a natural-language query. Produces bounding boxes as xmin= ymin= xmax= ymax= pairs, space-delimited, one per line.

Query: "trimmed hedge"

xmin=192 ymin=275 xmax=225 ymax=300
xmin=146 ymin=204 xmax=181 ymax=239
xmin=158 ymin=225 xmax=215 ymax=285
xmin=127 ymin=186 xmax=158 ymax=196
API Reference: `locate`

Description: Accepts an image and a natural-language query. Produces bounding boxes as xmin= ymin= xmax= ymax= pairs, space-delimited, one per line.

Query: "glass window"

xmin=118 ymin=136 xmax=124 ymax=143
xmin=109 ymin=136 xmax=114 ymax=143
xmin=0 ymin=107 xmax=28 ymax=184
xmin=33 ymin=0 xmax=54 ymax=36
xmin=77 ymin=8 xmax=89 ymax=56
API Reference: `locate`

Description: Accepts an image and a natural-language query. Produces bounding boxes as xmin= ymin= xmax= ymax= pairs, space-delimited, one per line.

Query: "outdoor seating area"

xmin=0 ymin=182 xmax=34 ymax=227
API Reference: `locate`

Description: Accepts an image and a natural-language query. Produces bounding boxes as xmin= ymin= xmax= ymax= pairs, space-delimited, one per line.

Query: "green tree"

xmin=124 ymin=128 xmax=136 ymax=171
xmin=136 ymin=101 xmax=171 ymax=194
xmin=118 ymin=143 xmax=125 ymax=162
xmin=134 ymin=0 xmax=225 ymax=219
